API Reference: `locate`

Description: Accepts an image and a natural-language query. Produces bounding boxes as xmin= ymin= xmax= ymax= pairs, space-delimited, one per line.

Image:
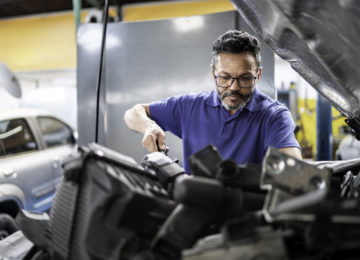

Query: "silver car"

xmin=0 ymin=109 xmax=77 ymax=239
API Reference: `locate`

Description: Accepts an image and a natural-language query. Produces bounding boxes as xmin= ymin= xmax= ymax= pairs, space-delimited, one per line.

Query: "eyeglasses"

xmin=213 ymin=68 xmax=258 ymax=89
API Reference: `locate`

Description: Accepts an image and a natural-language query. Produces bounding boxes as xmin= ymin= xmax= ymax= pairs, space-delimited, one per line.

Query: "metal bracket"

xmin=261 ymin=148 xmax=331 ymax=222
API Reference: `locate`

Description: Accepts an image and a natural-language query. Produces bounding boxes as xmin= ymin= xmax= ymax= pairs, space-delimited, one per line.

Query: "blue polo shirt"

xmin=149 ymin=88 xmax=300 ymax=174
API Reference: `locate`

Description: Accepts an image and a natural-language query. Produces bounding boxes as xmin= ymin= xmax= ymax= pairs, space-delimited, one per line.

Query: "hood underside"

xmin=231 ymin=0 xmax=360 ymax=119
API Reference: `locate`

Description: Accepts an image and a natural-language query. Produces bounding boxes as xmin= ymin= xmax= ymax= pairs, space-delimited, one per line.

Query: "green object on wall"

xmin=72 ymin=0 xmax=82 ymax=33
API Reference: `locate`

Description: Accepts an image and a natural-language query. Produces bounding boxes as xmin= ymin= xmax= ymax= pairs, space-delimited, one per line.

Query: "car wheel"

xmin=0 ymin=213 xmax=18 ymax=240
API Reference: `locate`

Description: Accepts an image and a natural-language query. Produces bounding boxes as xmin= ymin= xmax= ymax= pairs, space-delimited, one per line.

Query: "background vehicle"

xmin=0 ymin=108 xmax=77 ymax=239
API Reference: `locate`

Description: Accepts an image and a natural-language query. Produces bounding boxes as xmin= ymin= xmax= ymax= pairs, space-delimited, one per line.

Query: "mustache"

xmin=221 ymin=90 xmax=247 ymax=100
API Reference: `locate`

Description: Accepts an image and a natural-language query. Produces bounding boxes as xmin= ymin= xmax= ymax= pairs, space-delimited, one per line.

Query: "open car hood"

xmin=231 ymin=0 xmax=360 ymax=121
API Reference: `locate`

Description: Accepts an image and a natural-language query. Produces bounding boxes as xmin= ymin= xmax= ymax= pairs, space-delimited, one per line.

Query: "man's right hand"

xmin=142 ymin=121 xmax=166 ymax=153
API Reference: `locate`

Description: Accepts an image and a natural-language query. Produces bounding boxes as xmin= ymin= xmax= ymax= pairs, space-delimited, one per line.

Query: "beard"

xmin=217 ymin=89 xmax=252 ymax=111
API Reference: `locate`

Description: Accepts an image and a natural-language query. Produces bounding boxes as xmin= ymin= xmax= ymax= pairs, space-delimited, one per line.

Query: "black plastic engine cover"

xmin=30 ymin=143 xmax=176 ymax=260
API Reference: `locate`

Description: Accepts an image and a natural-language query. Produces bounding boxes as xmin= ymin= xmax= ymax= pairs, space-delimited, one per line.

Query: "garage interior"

xmin=1 ymin=0 xmax=360 ymax=259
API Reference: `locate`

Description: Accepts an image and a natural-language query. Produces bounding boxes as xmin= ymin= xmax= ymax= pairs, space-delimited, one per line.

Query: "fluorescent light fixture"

xmin=173 ymin=16 xmax=204 ymax=33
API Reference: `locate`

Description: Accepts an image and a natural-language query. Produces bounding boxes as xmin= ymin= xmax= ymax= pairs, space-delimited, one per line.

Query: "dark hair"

xmin=212 ymin=30 xmax=261 ymax=68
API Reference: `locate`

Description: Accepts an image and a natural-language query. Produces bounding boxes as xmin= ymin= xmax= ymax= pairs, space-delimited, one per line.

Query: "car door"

xmin=35 ymin=116 xmax=76 ymax=189
xmin=0 ymin=117 xmax=56 ymax=212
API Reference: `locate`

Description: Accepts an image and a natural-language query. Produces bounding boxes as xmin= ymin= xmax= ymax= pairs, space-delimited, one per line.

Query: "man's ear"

xmin=210 ymin=64 xmax=215 ymax=78
xmin=256 ymin=66 xmax=263 ymax=82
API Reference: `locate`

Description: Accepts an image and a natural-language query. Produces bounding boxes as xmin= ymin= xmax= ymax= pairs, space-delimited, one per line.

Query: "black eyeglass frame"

xmin=212 ymin=67 xmax=259 ymax=89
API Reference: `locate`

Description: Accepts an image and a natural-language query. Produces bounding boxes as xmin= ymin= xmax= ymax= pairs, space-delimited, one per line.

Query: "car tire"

xmin=0 ymin=213 xmax=18 ymax=240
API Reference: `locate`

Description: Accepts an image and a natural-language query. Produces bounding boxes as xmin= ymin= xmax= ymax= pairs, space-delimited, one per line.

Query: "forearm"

xmin=124 ymin=104 xmax=154 ymax=134
xmin=278 ymin=147 xmax=303 ymax=160
xmin=124 ymin=104 xmax=166 ymax=152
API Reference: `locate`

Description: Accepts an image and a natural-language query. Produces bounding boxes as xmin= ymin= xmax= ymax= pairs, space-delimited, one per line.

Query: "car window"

xmin=0 ymin=118 xmax=38 ymax=157
xmin=36 ymin=117 xmax=75 ymax=148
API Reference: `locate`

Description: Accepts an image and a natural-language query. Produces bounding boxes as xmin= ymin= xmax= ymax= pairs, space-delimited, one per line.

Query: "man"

xmin=124 ymin=30 xmax=302 ymax=174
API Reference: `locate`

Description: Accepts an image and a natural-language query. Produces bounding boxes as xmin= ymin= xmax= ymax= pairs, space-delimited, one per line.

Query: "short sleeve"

xmin=148 ymin=95 xmax=185 ymax=138
xmin=264 ymin=108 xmax=300 ymax=150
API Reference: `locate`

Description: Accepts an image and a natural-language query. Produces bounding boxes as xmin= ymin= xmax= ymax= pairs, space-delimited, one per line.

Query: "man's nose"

xmin=229 ymin=78 xmax=241 ymax=90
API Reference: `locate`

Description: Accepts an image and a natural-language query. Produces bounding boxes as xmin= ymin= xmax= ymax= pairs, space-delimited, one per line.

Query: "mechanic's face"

xmin=212 ymin=52 xmax=262 ymax=115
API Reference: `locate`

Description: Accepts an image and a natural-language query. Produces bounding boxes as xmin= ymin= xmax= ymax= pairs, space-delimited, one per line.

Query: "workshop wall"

xmin=122 ymin=0 xmax=235 ymax=21
xmin=0 ymin=12 xmax=77 ymax=71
